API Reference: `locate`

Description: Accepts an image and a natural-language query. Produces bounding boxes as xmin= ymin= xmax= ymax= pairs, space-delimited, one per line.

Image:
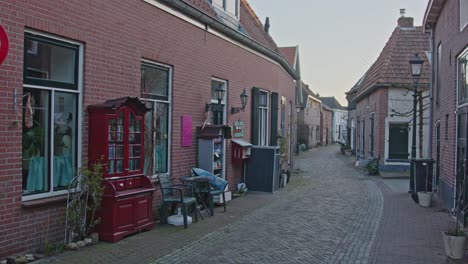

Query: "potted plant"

xmin=65 ymin=161 xmax=104 ymax=246
xmin=417 ymin=163 xmax=433 ymax=207
xmin=365 ymin=157 xmax=379 ymax=176
xmin=442 ymin=181 xmax=468 ymax=260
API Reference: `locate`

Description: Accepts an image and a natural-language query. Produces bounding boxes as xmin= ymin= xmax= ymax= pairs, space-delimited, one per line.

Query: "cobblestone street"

xmin=39 ymin=145 xmax=451 ymax=264
xmin=156 ymin=146 xmax=383 ymax=264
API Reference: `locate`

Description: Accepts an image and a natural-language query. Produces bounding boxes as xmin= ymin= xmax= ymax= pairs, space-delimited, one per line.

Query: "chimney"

xmin=397 ymin=9 xmax=414 ymax=28
xmin=264 ymin=17 xmax=270 ymax=33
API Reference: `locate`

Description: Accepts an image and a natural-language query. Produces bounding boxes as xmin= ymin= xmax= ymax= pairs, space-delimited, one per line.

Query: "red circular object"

xmin=0 ymin=25 xmax=9 ymax=65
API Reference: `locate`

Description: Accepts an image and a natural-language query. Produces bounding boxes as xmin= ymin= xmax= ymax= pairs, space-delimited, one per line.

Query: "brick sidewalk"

xmin=36 ymin=146 xmax=464 ymax=264
xmin=36 ymin=189 xmax=282 ymax=264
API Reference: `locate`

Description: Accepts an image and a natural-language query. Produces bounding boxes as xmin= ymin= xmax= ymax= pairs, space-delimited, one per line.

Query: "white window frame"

xmin=211 ymin=78 xmax=227 ymax=178
xmin=22 ymin=31 xmax=83 ymax=201
xmin=211 ymin=0 xmax=240 ymax=20
xmin=141 ymin=59 xmax=172 ymax=179
xmin=460 ymin=0 xmax=468 ymax=31
xmin=210 ymin=78 xmax=227 ymax=124
xmin=456 ymin=47 xmax=468 ymax=107
xmin=258 ymin=89 xmax=269 ymax=146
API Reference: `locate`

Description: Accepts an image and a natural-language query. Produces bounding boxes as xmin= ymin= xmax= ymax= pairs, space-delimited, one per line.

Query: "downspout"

xmin=159 ymin=0 xmax=300 ymax=81
xmin=428 ymin=25 xmax=434 ymax=159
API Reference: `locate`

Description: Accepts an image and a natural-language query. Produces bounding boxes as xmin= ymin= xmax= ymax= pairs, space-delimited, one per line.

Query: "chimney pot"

xmin=400 ymin=8 xmax=406 ymax=17
xmin=397 ymin=9 xmax=413 ymax=28
xmin=264 ymin=17 xmax=270 ymax=33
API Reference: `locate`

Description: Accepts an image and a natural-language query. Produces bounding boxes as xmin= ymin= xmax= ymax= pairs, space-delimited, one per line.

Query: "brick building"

xmin=297 ymin=84 xmax=322 ymax=149
xmin=423 ymin=0 xmax=468 ymax=209
xmin=321 ymin=105 xmax=333 ymax=146
xmin=346 ymin=10 xmax=430 ymax=172
xmin=320 ymin=97 xmax=347 ymax=144
xmin=0 ymin=0 xmax=298 ymax=256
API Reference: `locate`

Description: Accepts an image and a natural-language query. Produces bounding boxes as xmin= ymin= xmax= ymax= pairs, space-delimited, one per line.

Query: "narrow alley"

xmin=39 ymin=146 xmax=450 ymax=264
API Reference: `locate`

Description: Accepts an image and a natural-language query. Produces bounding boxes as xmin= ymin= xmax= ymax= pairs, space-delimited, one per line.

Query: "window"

xmin=370 ymin=114 xmax=375 ymax=157
xmin=436 ymin=43 xmax=442 ymax=107
xmin=458 ymin=48 xmax=468 ymax=105
xmin=142 ymin=61 xmax=171 ymax=176
xmin=461 ymin=0 xmax=468 ymax=30
xmin=281 ymin=97 xmax=286 ymax=136
xmin=210 ymin=79 xmax=227 ymax=125
xmin=252 ymin=88 xmax=269 ymax=146
xmin=22 ymin=32 xmax=81 ymax=199
xmin=211 ymin=0 xmax=239 ymax=18
xmin=259 ymin=91 xmax=269 ymax=146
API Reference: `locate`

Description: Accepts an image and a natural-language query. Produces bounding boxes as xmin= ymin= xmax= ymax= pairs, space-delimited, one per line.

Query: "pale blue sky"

xmin=248 ymin=0 xmax=429 ymax=106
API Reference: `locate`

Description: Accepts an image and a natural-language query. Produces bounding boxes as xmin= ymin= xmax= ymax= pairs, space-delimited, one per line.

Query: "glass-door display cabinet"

xmin=88 ymin=97 xmax=155 ymax=242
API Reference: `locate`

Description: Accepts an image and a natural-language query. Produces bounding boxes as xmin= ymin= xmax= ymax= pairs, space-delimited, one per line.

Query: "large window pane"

xmin=53 ymin=92 xmax=77 ymax=190
xmin=142 ymin=64 xmax=169 ymax=100
xmin=22 ymin=89 xmax=50 ymax=195
xmin=144 ymin=102 xmax=169 ymax=175
xmin=142 ymin=62 xmax=171 ymax=177
xmin=24 ymin=34 xmax=78 ymax=87
xmin=459 ymin=52 xmax=468 ymax=104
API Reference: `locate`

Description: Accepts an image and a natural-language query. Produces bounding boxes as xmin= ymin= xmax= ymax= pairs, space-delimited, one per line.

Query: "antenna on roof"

xmin=264 ymin=17 xmax=270 ymax=33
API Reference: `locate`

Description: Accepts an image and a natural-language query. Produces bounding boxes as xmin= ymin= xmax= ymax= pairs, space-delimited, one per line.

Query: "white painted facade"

xmin=332 ymin=109 xmax=348 ymax=143
xmin=384 ymin=88 xmax=430 ymax=165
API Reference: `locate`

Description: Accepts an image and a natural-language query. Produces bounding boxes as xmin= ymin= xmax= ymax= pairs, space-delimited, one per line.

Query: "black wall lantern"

xmin=205 ymin=84 xmax=226 ymax=112
xmin=231 ymin=88 xmax=248 ymax=114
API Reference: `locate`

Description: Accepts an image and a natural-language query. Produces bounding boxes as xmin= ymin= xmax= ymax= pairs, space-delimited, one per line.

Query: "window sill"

xmin=22 ymin=194 xmax=68 ymax=208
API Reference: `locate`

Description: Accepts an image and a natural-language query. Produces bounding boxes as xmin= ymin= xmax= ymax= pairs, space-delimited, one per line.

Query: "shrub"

xmin=366 ymin=158 xmax=379 ymax=175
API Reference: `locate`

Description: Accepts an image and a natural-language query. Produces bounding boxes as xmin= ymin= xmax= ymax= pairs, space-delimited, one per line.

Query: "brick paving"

xmin=37 ymin=145 xmax=458 ymax=264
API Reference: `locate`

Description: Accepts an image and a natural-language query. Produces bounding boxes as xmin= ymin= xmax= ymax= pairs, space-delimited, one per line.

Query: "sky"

xmin=247 ymin=0 xmax=429 ymax=106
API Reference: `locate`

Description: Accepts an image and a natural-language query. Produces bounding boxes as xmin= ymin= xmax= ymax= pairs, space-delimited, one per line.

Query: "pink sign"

xmin=181 ymin=115 xmax=192 ymax=147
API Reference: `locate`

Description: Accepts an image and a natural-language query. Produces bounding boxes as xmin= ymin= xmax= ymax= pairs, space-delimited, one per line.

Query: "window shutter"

xmin=251 ymin=87 xmax=260 ymax=145
xmin=270 ymin=92 xmax=279 ymax=146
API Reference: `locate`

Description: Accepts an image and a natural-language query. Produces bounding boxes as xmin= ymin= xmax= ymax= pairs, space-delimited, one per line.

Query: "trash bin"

xmin=411 ymin=159 xmax=434 ymax=203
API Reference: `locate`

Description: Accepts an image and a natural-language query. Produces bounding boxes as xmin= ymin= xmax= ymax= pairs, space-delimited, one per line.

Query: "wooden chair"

xmin=158 ymin=175 xmax=197 ymax=228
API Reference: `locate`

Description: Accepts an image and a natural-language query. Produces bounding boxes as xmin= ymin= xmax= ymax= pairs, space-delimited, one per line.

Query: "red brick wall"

xmin=0 ymin=0 xmax=296 ymax=256
xmin=354 ymin=88 xmax=388 ymax=161
xmin=430 ymin=0 xmax=468 ymax=202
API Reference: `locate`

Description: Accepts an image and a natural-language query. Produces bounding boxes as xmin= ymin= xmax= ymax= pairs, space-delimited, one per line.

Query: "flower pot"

xmin=417 ymin=191 xmax=433 ymax=207
xmin=443 ymin=232 xmax=467 ymax=260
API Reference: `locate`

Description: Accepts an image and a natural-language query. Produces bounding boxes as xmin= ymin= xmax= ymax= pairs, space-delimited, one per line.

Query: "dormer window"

xmin=211 ymin=0 xmax=239 ymax=20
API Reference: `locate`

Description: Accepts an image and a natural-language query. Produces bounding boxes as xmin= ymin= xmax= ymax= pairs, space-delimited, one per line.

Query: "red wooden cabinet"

xmin=88 ymin=97 xmax=155 ymax=242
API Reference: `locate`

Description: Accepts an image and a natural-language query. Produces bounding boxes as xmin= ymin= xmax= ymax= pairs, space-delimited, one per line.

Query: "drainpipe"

xmin=159 ymin=0 xmax=300 ymax=81
xmin=426 ymin=24 xmax=436 ymax=194
xmin=427 ymin=25 xmax=434 ymax=159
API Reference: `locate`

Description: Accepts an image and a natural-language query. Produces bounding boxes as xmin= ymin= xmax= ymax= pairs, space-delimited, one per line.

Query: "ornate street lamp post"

xmin=409 ymin=53 xmax=424 ymax=193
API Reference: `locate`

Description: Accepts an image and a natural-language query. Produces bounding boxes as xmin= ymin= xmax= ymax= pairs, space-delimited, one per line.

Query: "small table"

xmin=179 ymin=176 xmax=212 ymax=218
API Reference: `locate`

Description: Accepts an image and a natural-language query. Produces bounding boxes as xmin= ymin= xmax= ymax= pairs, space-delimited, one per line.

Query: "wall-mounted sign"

xmin=181 ymin=115 xmax=192 ymax=147
xmin=0 ymin=25 xmax=9 ymax=65
xmin=233 ymin=121 xmax=244 ymax=138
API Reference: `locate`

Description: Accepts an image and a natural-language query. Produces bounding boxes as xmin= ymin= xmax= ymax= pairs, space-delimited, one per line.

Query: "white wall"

xmin=384 ymin=88 xmax=430 ymax=163
xmin=333 ymin=109 xmax=348 ymax=142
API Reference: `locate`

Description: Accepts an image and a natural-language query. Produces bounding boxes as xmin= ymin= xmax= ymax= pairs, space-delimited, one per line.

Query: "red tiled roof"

xmin=179 ymin=0 xmax=283 ymax=60
xmin=355 ymin=26 xmax=430 ymax=100
xmin=182 ymin=0 xmax=219 ymax=19
xmin=279 ymin=46 xmax=297 ymax=67
xmin=239 ymin=0 xmax=281 ymax=53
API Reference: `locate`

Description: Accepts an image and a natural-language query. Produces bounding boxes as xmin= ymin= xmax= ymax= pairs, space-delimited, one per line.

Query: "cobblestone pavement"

xmin=155 ymin=146 xmax=384 ymax=264
xmin=37 ymin=145 xmax=454 ymax=264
